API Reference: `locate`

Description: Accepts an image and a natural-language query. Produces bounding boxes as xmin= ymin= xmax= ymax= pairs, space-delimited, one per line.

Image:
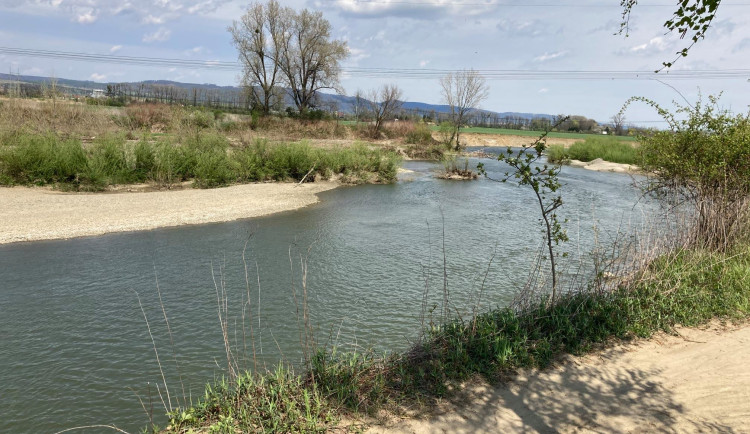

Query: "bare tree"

xmin=278 ymin=8 xmax=348 ymax=116
xmin=611 ymin=112 xmax=626 ymax=136
xmin=229 ymin=0 xmax=289 ymax=114
xmin=440 ymin=69 xmax=489 ymax=150
xmin=353 ymin=89 xmax=367 ymax=124
xmin=367 ymin=84 xmax=403 ymax=137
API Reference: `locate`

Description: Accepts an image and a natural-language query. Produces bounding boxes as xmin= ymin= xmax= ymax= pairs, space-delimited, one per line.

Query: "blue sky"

xmin=1 ymin=0 xmax=749 ymax=125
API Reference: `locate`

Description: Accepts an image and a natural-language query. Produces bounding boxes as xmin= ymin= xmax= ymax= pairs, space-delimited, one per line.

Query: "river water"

xmin=0 ymin=155 xmax=652 ymax=433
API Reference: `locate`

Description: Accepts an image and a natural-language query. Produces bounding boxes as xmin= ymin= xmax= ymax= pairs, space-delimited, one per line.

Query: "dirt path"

xmin=0 ymin=182 xmax=339 ymax=244
xmin=369 ymin=324 xmax=750 ymax=433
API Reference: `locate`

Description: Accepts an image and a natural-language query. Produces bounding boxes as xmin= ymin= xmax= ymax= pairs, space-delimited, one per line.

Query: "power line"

xmin=319 ymin=0 xmax=750 ymax=6
xmin=2 ymin=46 xmax=749 ymax=81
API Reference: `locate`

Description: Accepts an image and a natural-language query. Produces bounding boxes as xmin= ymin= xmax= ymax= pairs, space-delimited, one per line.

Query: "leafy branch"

xmin=478 ymin=118 xmax=570 ymax=302
xmin=619 ymin=0 xmax=722 ymax=71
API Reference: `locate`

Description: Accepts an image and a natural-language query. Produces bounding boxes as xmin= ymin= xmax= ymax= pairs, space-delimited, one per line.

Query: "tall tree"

xmin=619 ymin=0 xmax=722 ymax=70
xmin=278 ymin=9 xmax=348 ymax=115
xmin=353 ymin=89 xmax=367 ymax=123
xmin=229 ymin=0 xmax=289 ymax=114
xmin=440 ymin=69 xmax=489 ymax=150
xmin=367 ymin=84 xmax=403 ymax=137
xmin=611 ymin=112 xmax=626 ymax=136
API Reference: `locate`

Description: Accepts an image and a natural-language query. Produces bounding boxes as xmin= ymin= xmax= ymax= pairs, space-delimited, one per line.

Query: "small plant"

xmin=479 ymin=119 xmax=570 ymax=301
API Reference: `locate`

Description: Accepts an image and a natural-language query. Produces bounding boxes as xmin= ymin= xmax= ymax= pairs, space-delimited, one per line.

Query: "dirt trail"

xmin=368 ymin=324 xmax=750 ymax=433
xmin=0 ymin=182 xmax=338 ymax=244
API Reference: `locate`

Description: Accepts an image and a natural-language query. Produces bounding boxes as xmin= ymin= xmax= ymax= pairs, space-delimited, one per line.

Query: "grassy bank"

xmin=162 ymin=243 xmax=750 ymax=433
xmin=546 ymin=136 xmax=639 ymax=165
xmin=0 ymin=133 xmax=400 ymax=190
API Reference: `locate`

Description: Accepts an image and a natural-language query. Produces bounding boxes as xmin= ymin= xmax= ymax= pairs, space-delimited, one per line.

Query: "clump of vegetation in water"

xmin=546 ymin=136 xmax=638 ymax=165
xmin=438 ymin=155 xmax=478 ymax=180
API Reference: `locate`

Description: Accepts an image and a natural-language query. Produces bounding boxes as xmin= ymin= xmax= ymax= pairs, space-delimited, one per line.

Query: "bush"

xmin=122 ymin=103 xmax=174 ymax=130
xmin=405 ymin=122 xmax=435 ymax=145
xmin=0 ymin=134 xmax=88 ymax=185
xmin=625 ymin=94 xmax=750 ymax=251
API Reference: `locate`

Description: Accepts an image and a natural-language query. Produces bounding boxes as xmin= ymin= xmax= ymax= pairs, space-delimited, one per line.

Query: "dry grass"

xmin=0 ymin=97 xmax=121 ymax=140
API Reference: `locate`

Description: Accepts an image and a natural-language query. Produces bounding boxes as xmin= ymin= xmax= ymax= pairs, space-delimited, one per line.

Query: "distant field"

xmin=338 ymin=121 xmax=635 ymax=141
xmin=433 ymin=126 xmax=637 ymax=141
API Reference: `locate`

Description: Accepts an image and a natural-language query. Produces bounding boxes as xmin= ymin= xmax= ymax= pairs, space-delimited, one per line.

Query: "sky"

xmin=0 ymin=0 xmax=749 ymax=125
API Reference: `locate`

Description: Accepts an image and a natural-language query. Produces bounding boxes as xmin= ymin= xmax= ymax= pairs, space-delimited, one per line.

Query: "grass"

xmin=0 ymin=132 xmax=401 ymax=190
xmin=162 ymin=242 xmax=750 ymax=432
xmin=546 ymin=136 xmax=639 ymax=165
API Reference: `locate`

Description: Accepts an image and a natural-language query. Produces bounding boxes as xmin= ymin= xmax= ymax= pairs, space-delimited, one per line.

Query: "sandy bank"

xmin=0 ymin=182 xmax=339 ymax=244
xmin=368 ymin=323 xmax=750 ymax=433
xmin=568 ymin=158 xmax=640 ymax=174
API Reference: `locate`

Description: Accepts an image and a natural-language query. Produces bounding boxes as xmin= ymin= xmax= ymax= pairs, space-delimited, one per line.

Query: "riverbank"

xmin=0 ymin=182 xmax=339 ymax=244
xmin=367 ymin=322 xmax=750 ymax=433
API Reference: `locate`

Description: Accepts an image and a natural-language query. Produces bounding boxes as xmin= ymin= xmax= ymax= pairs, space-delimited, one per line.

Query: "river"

xmin=0 ymin=155 xmax=652 ymax=432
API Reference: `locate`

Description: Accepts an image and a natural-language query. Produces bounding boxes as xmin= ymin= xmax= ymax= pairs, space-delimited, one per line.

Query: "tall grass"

xmin=547 ymin=137 xmax=639 ymax=165
xmin=0 ymin=132 xmax=401 ymax=190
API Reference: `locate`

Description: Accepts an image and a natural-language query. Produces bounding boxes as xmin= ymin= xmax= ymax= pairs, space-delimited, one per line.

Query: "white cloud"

xmin=419 ymin=60 xmax=429 ymax=67
xmin=142 ymin=14 xmax=165 ymax=25
xmin=75 ymin=9 xmax=97 ymax=23
xmin=733 ymin=38 xmax=750 ymax=53
xmin=90 ymin=73 xmax=106 ymax=81
xmin=497 ymin=19 xmax=546 ymax=38
xmin=347 ymin=47 xmax=370 ymax=64
xmin=185 ymin=46 xmax=205 ymax=55
xmin=538 ymin=88 xmax=549 ymax=93
xmin=324 ymin=0 xmax=496 ymax=20
xmin=109 ymin=45 xmax=122 ymax=53
xmin=629 ymin=36 xmax=669 ymax=54
xmin=0 ymin=0 xmax=232 ymax=23
xmin=533 ymin=51 xmax=567 ymax=62
xmin=142 ymin=27 xmax=171 ymax=43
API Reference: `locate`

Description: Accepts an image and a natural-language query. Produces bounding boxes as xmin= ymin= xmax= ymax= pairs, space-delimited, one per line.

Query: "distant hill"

xmin=0 ymin=73 xmax=556 ymax=121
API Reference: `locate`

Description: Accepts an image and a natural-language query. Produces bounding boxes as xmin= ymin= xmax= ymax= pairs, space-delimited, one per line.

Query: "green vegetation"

xmin=546 ymin=137 xmax=639 ymax=165
xmin=0 ymin=133 xmax=400 ymax=190
xmin=625 ymin=94 xmax=750 ymax=252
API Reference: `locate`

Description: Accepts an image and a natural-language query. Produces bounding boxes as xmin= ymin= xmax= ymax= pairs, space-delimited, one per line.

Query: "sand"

xmin=0 ymin=182 xmax=339 ymax=244
xmin=458 ymin=133 xmax=582 ymax=148
xmin=367 ymin=323 xmax=750 ymax=433
xmin=568 ymin=158 xmax=640 ymax=174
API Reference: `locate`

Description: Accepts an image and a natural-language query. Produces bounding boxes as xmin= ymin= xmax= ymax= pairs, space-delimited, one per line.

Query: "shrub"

xmin=123 ymin=103 xmax=174 ymax=130
xmin=625 ymin=94 xmax=750 ymax=251
xmin=0 ymin=134 xmax=88 ymax=185
xmin=405 ymin=122 xmax=435 ymax=145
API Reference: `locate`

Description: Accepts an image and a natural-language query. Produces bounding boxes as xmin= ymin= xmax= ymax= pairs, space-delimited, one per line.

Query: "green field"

xmin=432 ymin=125 xmax=637 ymax=141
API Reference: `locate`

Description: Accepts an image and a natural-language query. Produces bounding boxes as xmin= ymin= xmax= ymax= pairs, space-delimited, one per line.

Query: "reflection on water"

xmin=0 ymin=156 xmax=651 ymax=432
